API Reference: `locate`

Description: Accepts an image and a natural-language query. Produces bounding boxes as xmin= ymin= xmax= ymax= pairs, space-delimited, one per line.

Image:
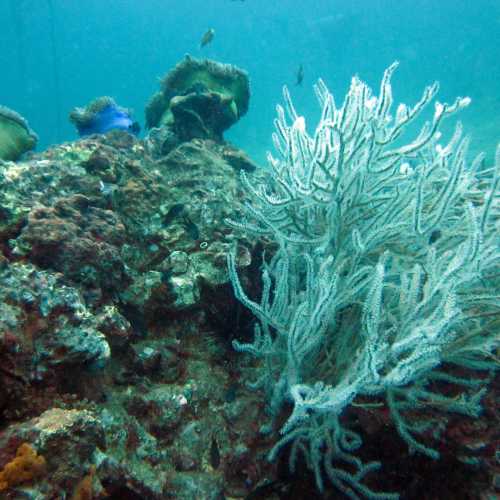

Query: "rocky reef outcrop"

xmin=0 ymin=72 xmax=273 ymax=497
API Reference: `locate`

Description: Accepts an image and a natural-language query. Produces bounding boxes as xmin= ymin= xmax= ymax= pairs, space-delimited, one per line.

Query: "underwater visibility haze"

xmin=0 ymin=0 xmax=499 ymax=498
xmin=1 ymin=0 xmax=499 ymax=162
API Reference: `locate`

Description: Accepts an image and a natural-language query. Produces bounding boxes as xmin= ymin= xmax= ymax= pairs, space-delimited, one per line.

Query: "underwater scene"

xmin=0 ymin=0 xmax=499 ymax=498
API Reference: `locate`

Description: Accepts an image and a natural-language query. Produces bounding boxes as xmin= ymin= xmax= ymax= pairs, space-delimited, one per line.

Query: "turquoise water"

xmin=1 ymin=0 xmax=499 ymax=164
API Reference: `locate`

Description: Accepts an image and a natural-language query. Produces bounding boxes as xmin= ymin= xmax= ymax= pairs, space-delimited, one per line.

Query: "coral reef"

xmin=0 ymin=105 xmax=37 ymax=161
xmin=0 ymin=57 xmax=497 ymax=499
xmin=145 ymin=56 xmax=250 ymax=141
xmin=0 ymin=125 xmax=269 ymax=498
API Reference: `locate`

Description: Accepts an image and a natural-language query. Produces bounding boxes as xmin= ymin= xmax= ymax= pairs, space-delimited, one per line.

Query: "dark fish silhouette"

xmin=182 ymin=216 xmax=200 ymax=240
xmin=200 ymin=28 xmax=215 ymax=48
xmin=163 ymin=203 xmax=185 ymax=226
xmin=429 ymin=229 xmax=441 ymax=244
xmin=209 ymin=436 xmax=220 ymax=469
xmin=296 ymin=64 xmax=304 ymax=86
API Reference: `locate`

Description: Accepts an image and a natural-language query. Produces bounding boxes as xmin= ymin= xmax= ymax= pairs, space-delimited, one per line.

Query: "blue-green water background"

xmin=1 ymin=0 xmax=499 ymax=164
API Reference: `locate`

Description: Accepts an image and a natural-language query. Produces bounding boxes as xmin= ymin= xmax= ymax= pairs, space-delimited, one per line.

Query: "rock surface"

xmin=0 ymin=127 xmax=274 ymax=499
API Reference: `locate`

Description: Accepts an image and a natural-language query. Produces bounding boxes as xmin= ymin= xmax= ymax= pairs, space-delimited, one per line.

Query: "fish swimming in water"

xmin=163 ymin=203 xmax=185 ymax=226
xmin=296 ymin=64 xmax=304 ymax=86
xmin=182 ymin=215 xmax=200 ymax=240
xmin=200 ymin=28 xmax=215 ymax=48
xmin=69 ymin=96 xmax=140 ymax=137
xmin=209 ymin=436 xmax=220 ymax=469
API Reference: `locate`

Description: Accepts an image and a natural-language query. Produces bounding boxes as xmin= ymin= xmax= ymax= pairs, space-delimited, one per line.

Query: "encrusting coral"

xmin=0 ymin=443 xmax=46 ymax=491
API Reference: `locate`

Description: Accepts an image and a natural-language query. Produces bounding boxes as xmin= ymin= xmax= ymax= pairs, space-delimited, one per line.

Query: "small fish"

xmin=182 ymin=215 xmax=200 ymax=240
xmin=161 ymin=268 xmax=173 ymax=284
xmin=244 ymin=480 xmax=282 ymax=499
xmin=200 ymin=28 xmax=215 ymax=48
xmin=99 ymin=180 xmax=116 ymax=197
xmin=209 ymin=436 xmax=220 ymax=469
xmin=163 ymin=203 xmax=185 ymax=226
xmin=224 ymin=383 xmax=238 ymax=403
xmin=429 ymin=229 xmax=441 ymax=245
xmin=296 ymin=64 xmax=304 ymax=86
xmin=129 ymin=121 xmax=141 ymax=134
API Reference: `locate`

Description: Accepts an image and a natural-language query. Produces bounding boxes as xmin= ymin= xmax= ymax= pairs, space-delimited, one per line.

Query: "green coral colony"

xmin=0 ymin=105 xmax=37 ymax=161
xmin=145 ymin=56 xmax=250 ymax=139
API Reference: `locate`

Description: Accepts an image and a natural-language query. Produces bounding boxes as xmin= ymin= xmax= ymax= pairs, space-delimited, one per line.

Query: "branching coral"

xmin=227 ymin=63 xmax=500 ymax=498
